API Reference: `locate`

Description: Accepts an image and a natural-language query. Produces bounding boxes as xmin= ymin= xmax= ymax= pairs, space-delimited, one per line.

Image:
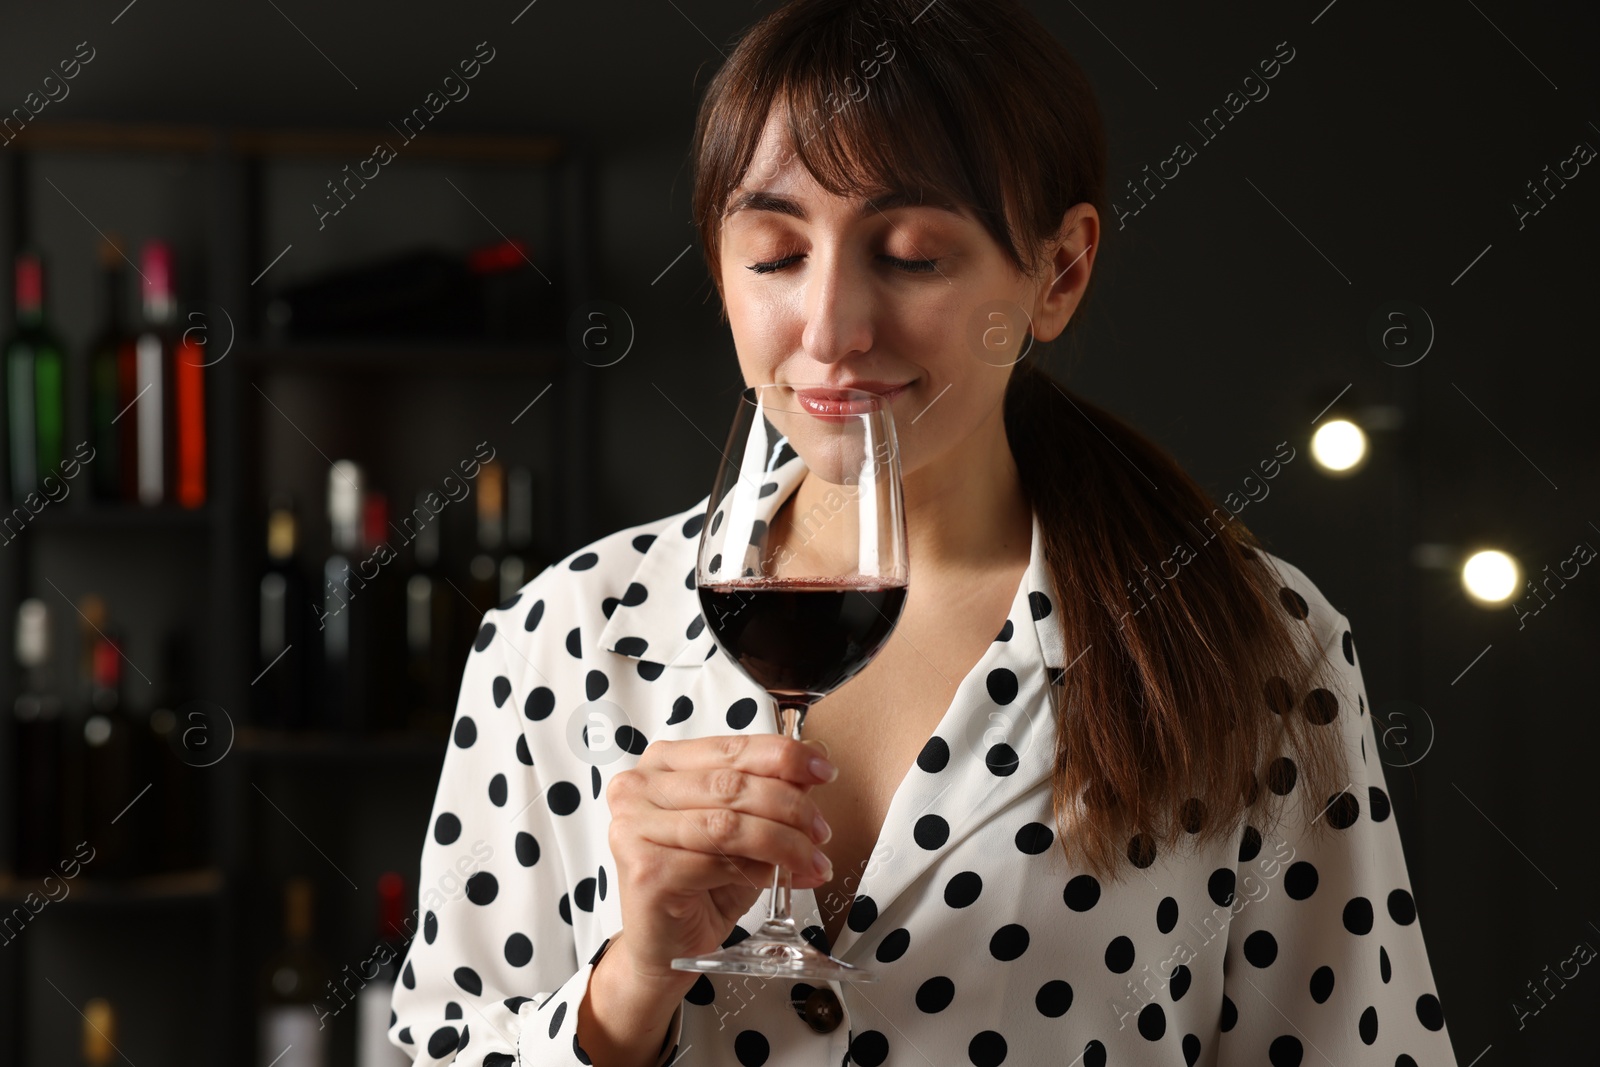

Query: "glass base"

xmin=671 ymin=921 xmax=879 ymax=983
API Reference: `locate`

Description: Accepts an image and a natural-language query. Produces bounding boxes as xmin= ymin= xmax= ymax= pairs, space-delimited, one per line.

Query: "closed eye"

xmin=745 ymin=254 xmax=940 ymax=275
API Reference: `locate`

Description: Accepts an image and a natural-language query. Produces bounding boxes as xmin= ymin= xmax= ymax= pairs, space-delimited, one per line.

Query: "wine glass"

xmin=671 ymin=383 xmax=909 ymax=983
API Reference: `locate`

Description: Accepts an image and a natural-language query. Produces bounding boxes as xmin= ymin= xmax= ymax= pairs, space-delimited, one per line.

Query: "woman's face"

xmin=718 ymin=106 xmax=1097 ymax=479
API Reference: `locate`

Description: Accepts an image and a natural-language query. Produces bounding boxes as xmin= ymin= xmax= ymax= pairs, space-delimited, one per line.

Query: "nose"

xmin=798 ymin=246 xmax=874 ymax=368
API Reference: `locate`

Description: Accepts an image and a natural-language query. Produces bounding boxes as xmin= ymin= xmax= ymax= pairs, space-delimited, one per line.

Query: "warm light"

xmin=1311 ymin=419 xmax=1368 ymax=474
xmin=1461 ymin=549 xmax=1520 ymax=604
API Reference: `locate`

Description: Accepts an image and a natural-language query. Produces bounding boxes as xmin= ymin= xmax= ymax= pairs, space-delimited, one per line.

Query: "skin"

xmin=578 ymin=105 xmax=1100 ymax=1064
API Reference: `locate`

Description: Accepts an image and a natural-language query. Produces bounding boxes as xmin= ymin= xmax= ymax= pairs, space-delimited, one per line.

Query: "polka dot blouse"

xmin=389 ymin=495 xmax=1457 ymax=1066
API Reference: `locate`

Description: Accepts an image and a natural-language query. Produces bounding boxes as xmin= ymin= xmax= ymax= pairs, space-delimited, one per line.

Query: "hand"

xmin=605 ymin=734 xmax=838 ymax=982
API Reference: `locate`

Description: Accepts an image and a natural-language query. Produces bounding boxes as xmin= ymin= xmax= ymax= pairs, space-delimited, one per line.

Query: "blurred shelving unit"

xmin=0 ymin=119 xmax=596 ymax=1066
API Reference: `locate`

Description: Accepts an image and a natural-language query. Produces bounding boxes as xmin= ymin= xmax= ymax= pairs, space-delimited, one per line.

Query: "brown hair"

xmin=690 ymin=0 xmax=1349 ymax=880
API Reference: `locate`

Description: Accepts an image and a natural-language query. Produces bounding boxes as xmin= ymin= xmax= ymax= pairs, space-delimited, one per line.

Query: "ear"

xmin=1030 ymin=203 xmax=1099 ymax=344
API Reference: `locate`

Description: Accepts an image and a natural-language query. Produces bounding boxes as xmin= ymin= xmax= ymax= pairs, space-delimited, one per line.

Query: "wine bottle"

xmin=320 ymin=460 xmax=369 ymax=731
xmin=80 ymin=627 xmax=146 ymax=878
xmin=12 ymin=598 xmax=64 ymax=878
xmin=259 ymin=877 xmax=332 ymax=1067
xmin=82 ymin=997 xmax=116 ymax=1067
xmin=4 ymin=248 xmax=67 ymax=501
xmin=355 ymin=872 xmax=412 ymax=1067
xmin=133 ymin=240 xmax=177 ymax=506
xmin=466 ymin=458 xmax=504 ymax=614
xmin=88 ymin=236 xmax=130 ymax=502
xmin=256 ymin=494 xmax=310 ymax=730
xmin=360 ymin=489 xmax=403 ymax=732
xmin=404 ymin=489 xmax=452 ymax=731
xmin=500 ymin=464 xmax=541 ymax=603
xmin=149 ymin=627 xmax=203 ymax=871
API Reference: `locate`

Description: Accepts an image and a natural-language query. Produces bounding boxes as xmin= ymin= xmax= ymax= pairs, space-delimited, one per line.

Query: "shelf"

xmin=242 ymin=340 xmax=568 ymax=377
xmin=236 ymin=727 xmax=450 ymax=763
xmin=0 ymin=867 xmax=223 ymax=909
xmin=22 ymin=503 xmax=213 ymax=533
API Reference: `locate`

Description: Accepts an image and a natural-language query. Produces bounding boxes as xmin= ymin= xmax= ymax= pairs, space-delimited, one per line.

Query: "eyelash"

xmin=745 ymin=253 xmax=939 ymax=275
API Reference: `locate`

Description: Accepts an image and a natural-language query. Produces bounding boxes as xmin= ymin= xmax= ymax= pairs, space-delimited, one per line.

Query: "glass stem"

xmin=764 ymin=699 xmax=812 ymax=932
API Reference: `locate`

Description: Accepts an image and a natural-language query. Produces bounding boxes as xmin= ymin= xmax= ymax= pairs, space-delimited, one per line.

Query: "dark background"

xmin=0 ymin=0 xmax=1596 ymax=1063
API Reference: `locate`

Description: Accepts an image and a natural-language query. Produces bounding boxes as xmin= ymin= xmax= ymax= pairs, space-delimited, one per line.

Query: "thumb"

xmin=802 ymin=738 xmax=831 ymax=760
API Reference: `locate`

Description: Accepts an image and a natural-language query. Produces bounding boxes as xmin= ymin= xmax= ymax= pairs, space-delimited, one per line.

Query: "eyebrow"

xmin=723 ymin=188 xmax=967 ymax=221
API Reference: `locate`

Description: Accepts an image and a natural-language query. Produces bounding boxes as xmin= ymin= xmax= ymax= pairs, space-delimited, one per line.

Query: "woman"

xmin=390 ymin=1 xmax=1456 ymax=1064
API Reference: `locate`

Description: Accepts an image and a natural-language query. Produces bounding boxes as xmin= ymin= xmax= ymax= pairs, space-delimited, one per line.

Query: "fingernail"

xmin=809 ymin=756 xmax=838 ymax=782
xmin=813 ymin=811 xmax=832 ymax=844
xmin=812 ymin=848 xmax=832 ymax=877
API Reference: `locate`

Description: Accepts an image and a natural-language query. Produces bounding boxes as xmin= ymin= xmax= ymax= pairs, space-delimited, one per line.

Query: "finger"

xmin=642 ymin=766 xmax=830 ymax=846
xmin=645 ymin=733 xmax=838 ymax=787
xmin=632 ymin=806 xmax=832 ymax=882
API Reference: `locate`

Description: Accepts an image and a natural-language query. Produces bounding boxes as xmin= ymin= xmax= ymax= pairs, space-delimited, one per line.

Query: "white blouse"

xmin=389 ymin=489 xmax=1457 ymax=1066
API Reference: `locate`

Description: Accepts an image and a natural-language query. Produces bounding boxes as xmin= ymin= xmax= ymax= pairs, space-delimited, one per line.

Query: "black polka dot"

xmin=1127 ymin=833 xmax=1157 ymax=868
xmin=488 ymin=774 xmax=507 ymax=807
xmin=1344 ymin=896 xmax=1374 ymax=935
xmin=584 ymin=670 xmax=608 ymax=701
xmin=681 ymin=513 xmax=705 ymax=538
xmin=398 ymin=1027 xmax=412 ymax=1044
xmin=944 ymin=871 xmax=983 ymax=908
xmin=726 ymin=698 xmax=758 ymax=730
xmin=1104 ymin=935 xmax=1135 ymax=973
xmin=573 ymin=876 xmax=596 ymax=913
xmin=989 ymin=923 xmax=1029 ymax=961
xmin=916 ymin=975 xmax=955 ymax=1013
xmin=465 ymin=872 xmax=498 ymax=905
xmin=917 ymin=735 xmax=949 ymax=772
xmin=968 ymin=1030 xmax=1007 ymax=1066
xmin=1302 ymin=688 xmax=1339 ymax=725
xmin=503 ymin=997 xmax=530 ymax=1015
xmin=1064 ymin=875 xmax=1101 ymax=912
xmin=1138 ymin=1003 xmax=1166 ymax=1040
xmin=1369 ymin=786 xmax=1391 ymax=822
xmin=1359 ymin=1005 xmax=1378 ymax=1044
xmin=1416 ymin=992 xmax=1444 ymax=1030
xmin=1208 ymin=868 xmax=1236 ymax=907
xmin=515 ymin=831 xmax=540 ymax=866
xmin=1016 ymin=822 xmax=1053 ymax=854
xmin=1035 ymin=979 xmax=1072 ymax=1017
xmin=569 ymin=551 xmax=598 ymax=571
xmin=565 ymin=627 xmax=581 ymax=657
xmin=614 ymin=725 xmax=649 ymax=755
xmin=685 ymin=975 xmax=715 ymax=1006
xmin=547 ymin=781 xmax=580 ymax=816
xmin=591 ymin=765 xmax=601 ymax=798
xmin=667 ymin=696 xmax=693 ymax=724
xmin=986 ymin=667 xmax=1019 ymax=705
xmin=721 ymin=925 xmax=749 ymax=948
xmin=1325 ymin=791 xmax=1360 ymax=829
xmin=1264 ymin=676 xmax=1294 ymax=715
xmin=1029 ymin=591 xmax=1052 ymax=619
xmin=848 ymin=1030 xmax=888 ymax=1067
xmin=428 ymin=1026 xmax=459 ymax=1058
xmin=996 ymin=619 xmax=1014 ymax=641
xmin=637 ymin=660 xmax=665 ymax=683
xmin=848 ymin=895 xmax=878 ymax=932
xmin=686 ymin=615 xmax=705 ymax=639
xmin=914 ymin=814 xmax=949 ymax=850
xmin=558 ymin=893 xmax=571 ymax=925
xmin=524 ymin=599 xmax=545 ymax=631
xmin=1182 ymin=1033 xmax=1201 ymax=1066
xmin=1239 ymin=826 xmax=1262 ymax=862
xmin=515 ymin=735 xmax=532 ymax=765
xmin=1268 ymin=1034 xmax=1303 ymax=1066
xmin=875 ymin=927 xmax=910 ymax=963
xmin=504 ymin=933 xmax=532 ymax=967
xmin=1169 ymin=963 xmax=1192 ymax=1001
xmin=598 ymin=865 xmax=607 ymax=901
xmin=547 ymin=1001 xmax=567 ymax=1037
xmin=453 ymin=717 xmax=477 ymax=747
xmin=1342 ymin=630 xmax=1355 ymax=664
xmin=434 ymin=812 xmax=461 ymax=845
xmin=402 ymin=961 xmax=414 ymax=988
xmin=1244 ymin=930 xmax=1278 ymax=967
xmin=1267 ymin=756 xmax=1298 ymax=795
xmin=524 ymin=687 xmax=555 ymax=721
xmin=473 ymin=621 xmax=497 ymax=652
xmin=492 ymin=676 xmax=512 ymax=707
xmin=1380 ymin=945 xmax=1392 ymax=983
xmin=613 ymin=636 xmax=648 ymax=657
xmin=985 ymin=743 xmax=1019 ymax=776
xmin=1388 ymin=888 xmax=1417 ymax=925
xmin=1157 ymin=896 xmax=1179 ymax=934
xmin=1285 ymin=861 xmax=1319 ymax=899
xmin=1082 ymin=1039 xmax=1106 ymax=1067
xmin=1220 ymin=993 xmax=1237 ymax=1031
xmin=1278 ymin=586 xmax=1309 ymax=619
xmin=423 ymin=911 xmax=437 ymax=943
xmin=1309 ymin=965 xmax=1335 ymax=1002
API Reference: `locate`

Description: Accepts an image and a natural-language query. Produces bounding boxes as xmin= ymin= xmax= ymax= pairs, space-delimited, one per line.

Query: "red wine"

xmin=698 ymin=579 xmax=906 ymax=697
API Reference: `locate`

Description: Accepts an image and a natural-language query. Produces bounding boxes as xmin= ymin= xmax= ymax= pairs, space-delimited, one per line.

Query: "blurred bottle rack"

xmin=0 ymin=119 xmax=597 ymax=1065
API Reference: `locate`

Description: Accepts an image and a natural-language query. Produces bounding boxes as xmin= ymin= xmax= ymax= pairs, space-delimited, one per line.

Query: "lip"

xmin=790 ymin=380 xmax=913 ymax=418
